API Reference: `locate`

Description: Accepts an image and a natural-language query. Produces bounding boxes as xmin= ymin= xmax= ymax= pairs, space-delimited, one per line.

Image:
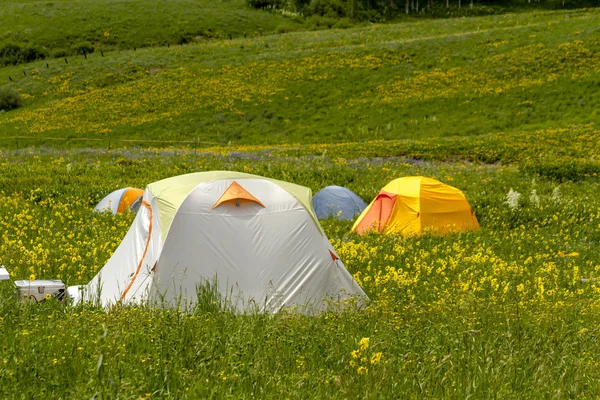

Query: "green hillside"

xmin=0 ymin=0 xmax=303 ymax=64
xmin=2 ymin=0 xmax=585 ymax=68
xmin=1 ymin=8 xmax=599 ymax=148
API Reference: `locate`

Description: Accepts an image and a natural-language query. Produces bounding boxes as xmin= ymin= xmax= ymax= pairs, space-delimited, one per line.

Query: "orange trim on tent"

xmin=119 ymin=200 xmax=152 ymax=303
xmin=329 ymin=250 xmax=338 ymax=261
xmin=212 ymin=181 xmax=266 ymax=209
xmin=354 ymin=191 xmax=397 ymax=234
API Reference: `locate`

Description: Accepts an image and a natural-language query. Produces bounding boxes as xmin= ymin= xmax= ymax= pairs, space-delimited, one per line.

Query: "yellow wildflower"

xmin=359 ymin=337 xmax=370 ymax=351
xmin=370 ymin=352 xmax=383 ymax=365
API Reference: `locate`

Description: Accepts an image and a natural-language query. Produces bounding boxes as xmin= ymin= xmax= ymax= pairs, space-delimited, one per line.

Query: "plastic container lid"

xmin=14 ymin=280 xmax=65 ymax=288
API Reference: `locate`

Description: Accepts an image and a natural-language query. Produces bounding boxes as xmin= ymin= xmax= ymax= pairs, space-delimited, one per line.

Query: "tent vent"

xmin=212 ymin=181 xmax=265 ymax=209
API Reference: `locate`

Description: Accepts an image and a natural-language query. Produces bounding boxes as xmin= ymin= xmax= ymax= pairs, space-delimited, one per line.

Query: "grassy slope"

xmin=0 ymin=0 xmax=302 ymax=54
xmin=1 ymin=8 xmax=599 ymax=146
xmin=0 ymin=0 xmax=573 ymax=62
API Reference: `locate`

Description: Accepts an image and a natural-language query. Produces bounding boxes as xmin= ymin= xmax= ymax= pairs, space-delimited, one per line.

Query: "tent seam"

xmin=118 ymin=200 xmax=153 ymax=304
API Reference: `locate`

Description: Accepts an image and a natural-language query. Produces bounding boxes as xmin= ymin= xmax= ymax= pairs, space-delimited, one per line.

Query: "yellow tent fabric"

xmin=352 ymin=176 xmax=479 ymax=236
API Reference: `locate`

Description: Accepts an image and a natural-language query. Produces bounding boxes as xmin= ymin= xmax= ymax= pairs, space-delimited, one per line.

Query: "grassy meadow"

xmin=1 ymin=0 xmax=575 ymax=67
xmin=0 ymin=3 xmax=600 ymax=399
xmin=0 ymin=0 xmax=304 ymax=62
xmin=0 ymin=144 xmax=599 ymax=398
xmin=1 ymin=8 xmax=599 ymax=146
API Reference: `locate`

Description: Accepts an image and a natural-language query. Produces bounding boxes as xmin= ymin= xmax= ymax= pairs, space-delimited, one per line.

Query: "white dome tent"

xmin=74 ymin=171 xmax=367 ymax=313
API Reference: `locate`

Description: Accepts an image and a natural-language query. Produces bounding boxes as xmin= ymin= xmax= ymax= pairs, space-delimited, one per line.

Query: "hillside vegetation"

xmin=3 ymin=0 xmax=592 ymax=68
xmin=247 ymin=0 xmax=599 ymax=20
xmin=0 ymin=8 xmax=599 ymax=147
xmin=0 ymin=0 xmax=304 ymax=66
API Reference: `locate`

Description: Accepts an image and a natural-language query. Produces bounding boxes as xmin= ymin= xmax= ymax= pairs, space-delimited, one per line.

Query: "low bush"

xmin=0 ymin=43 xmax=23 ymax=65
xmin=0 ymin=42 xmax=47 ymax=66
xmin=246 ymin=0 xmax=284 ymax=8
xmin=521 ymin=161 xmax=600 ymax=182
xmin=21 ymin=45 xmax=47 ymax=62
xmin=332 ymin=17 xmax=354 ymax=28
xmin=70 ymin=41 xmax=95 ymax=55
xmin=275 ymin=24 xmax=289 ymax=33
xmin=309 ymin=15 xmax=339 ymax=28
xmin=310 ymin=0 xmax=348 ymax=18
xmin=0 ymin=87 xmax=22 ymax=112
xmin=50 ymin=48 xmax=69 ymax=58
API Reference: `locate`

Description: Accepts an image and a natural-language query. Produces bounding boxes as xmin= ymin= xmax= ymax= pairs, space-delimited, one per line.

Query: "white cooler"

xmin=14 ymin=280 xmax=66 ymax=303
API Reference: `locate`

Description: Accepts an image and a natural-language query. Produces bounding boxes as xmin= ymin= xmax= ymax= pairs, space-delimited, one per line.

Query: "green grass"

xmin=2 ymin=0 xmax=586 ymax=67
xmin=0 ymin=0 xmax=304 ymax=59
xmin=0 ymin=148 xmax=599 ymax=398
xmin=0 ymin=8 xmax=599 ymax=147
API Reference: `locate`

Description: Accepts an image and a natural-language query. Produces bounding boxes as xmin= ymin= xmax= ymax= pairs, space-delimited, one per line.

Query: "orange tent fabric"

xmin=352 ymin=176 xmax=479 ymax=236
xmin=212 ymin=181 xmax=266 ymax=209
xmin=354 ymin=192 xmax=397 ymax=233
xmin=117 ymin=188 xmax=145 ymax=213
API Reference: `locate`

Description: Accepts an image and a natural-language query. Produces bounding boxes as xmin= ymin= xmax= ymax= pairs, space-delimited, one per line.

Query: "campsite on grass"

xmin=0 ymin=0 xmax=599 ymax=397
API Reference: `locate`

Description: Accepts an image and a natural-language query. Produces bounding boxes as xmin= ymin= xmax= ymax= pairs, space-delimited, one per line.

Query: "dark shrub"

xmin=0 ymin=87 xmax=22 ymax=111
xmin=0 ymin=43 xmax=22 ymax=62
xmin=21 ymin=45 xmax=47 ymax=63
xmin=246 ymin=0 xmax=284 ymax=8
xmin=332 ymin=17 xmax=353 ymax=28
xmin=310 ymin=0 xmax=348 ymax=18
xmin=289 ymin=0 xmax=311 ymax=12
xmin=310 ymin=15 xmax=339 ymax=28
xmin=71 ymin=42 xmax=95 ymax=55
xmin=51 ymin=48 xmax=69 ymax=58
xmin=0 ymin=43 xmax=24 ymax=65
xmin=0 ymin=43 xmax=47 ymax=65
xmin=175 ymin=31 xmax=193 ymax=45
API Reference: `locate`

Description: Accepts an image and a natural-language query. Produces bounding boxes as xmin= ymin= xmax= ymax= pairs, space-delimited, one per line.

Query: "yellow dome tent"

xmin=352 ymin=176 xmax=479 ymax=236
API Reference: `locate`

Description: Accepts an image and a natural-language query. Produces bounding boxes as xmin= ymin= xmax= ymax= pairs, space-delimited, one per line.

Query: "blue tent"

xmin=312 ymin=186 xmax=367 ymax=220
